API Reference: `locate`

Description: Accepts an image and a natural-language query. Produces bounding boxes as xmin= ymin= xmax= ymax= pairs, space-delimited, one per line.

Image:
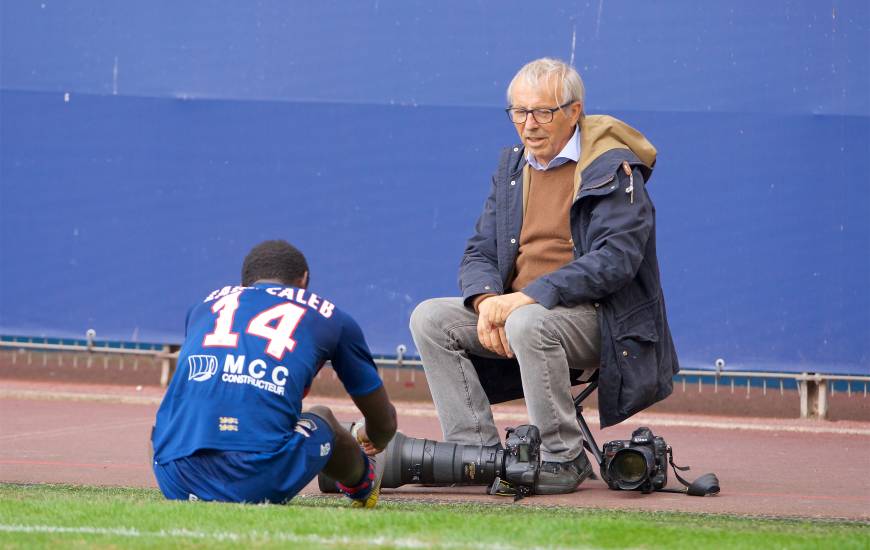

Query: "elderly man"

xmin=410 ymin=58 xmax=678 ymax=495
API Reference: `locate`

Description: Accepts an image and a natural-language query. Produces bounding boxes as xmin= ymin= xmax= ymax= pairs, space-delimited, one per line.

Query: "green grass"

xmin=0 ymin=484 xmax=866 ymax=549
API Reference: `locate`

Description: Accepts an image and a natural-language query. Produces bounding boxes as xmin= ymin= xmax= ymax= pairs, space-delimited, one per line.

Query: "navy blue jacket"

xmin=459 ymin=115 xmax=679 ymax=428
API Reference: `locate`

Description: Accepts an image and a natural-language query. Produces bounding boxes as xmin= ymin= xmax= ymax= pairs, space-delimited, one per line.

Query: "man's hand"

xmin=480 ymin=292 xmax=535 ymax=326
xmin=476 ymin=292 xmax=536 ymax=357
xmin=476 ymin=315 xmax=512 ymax=358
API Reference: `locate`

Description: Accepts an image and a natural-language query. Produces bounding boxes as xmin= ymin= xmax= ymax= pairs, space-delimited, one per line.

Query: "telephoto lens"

xmin=319 ymin=426 xmax=542 ymax=495
xmin=381 ymin=432 xmax=502 ymax=487
xmin=318 ymin=430 xmax=503 ymax=492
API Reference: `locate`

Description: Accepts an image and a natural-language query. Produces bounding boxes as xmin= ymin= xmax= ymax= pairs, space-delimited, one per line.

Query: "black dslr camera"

xmin=492 ymin=425 xmax=542 ymax=498
xmin=600 ymin=426 xmax=668 ymax=493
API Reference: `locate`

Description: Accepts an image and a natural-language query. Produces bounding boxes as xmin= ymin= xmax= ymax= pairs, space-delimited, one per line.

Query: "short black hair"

xmin=241 ymin=240 xmax=309 ymax=287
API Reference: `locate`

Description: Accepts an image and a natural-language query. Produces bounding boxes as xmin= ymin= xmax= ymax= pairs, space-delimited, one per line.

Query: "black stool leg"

xmin=573 ymin=377 xmax=604 ymax=467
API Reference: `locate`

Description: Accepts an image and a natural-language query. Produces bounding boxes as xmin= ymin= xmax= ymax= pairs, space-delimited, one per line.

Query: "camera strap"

xmin=488 ymin=476 xmax=532 ymax=501
xmin=660 ymin=447 xmax=721 ymax=496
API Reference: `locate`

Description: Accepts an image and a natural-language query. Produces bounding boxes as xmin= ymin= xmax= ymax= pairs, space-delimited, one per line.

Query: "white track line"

xmin=0 ymin=524 xmax=594 ymax=550
xmin=313 ymin=401 xmax=870 ymax=436
xmin=0 ymin=419 xmax=152 ymax=442
xmin=609 ymin=417 xmax=870 ymax=436
xmin=3 ymin=388 xmax=869 ymax=437
xmin=0 ymin=389 xmax=159 ymax=406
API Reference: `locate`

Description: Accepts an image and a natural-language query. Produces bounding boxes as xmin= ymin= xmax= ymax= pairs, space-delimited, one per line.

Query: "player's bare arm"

xmin=351 ymin=386 xmax=397 ymax=454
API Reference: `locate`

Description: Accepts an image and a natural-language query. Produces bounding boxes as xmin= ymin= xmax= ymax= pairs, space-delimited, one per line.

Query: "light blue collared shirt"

xmin=525 ymin=126 xmax=581 ymax=171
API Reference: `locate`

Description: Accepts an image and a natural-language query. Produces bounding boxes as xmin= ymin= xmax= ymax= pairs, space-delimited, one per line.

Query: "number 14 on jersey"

xmin=203 ymin=292 xmax=306 ymax=361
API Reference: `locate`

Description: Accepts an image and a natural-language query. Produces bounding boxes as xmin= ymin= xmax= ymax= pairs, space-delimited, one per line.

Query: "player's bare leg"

xmin=306 ymin=405 xmax=382 ymax=508
xmin=306 ymin=406 xmax=364 ymax=483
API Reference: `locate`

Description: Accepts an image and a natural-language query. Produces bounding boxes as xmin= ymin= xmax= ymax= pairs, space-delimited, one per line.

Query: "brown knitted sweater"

xmin=510 ymin=161 xmax=576 ymax=292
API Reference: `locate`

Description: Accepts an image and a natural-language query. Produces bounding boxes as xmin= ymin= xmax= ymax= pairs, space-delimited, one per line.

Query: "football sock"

xmin=335 ymin=452 xmax=375 ymax=501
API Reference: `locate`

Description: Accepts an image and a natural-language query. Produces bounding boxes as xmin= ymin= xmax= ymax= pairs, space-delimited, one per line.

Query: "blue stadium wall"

xmin=1 ymin=1 xmax=868 ymax=375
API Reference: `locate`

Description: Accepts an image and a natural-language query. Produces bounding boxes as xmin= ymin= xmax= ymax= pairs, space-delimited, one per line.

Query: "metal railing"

xmin=2 ymin=338 xmax=867 ymax=420
xmin=1 ymin=334 xmax=177 ymax=387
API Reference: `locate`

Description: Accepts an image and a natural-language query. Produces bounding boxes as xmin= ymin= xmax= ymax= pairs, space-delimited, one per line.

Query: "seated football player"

xmin=151 ymin=239 xmax=397 ymax=508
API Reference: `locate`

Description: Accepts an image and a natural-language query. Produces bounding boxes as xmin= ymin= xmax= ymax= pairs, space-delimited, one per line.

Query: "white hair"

xmin=506 ymin=57 xmax=585 ymax=108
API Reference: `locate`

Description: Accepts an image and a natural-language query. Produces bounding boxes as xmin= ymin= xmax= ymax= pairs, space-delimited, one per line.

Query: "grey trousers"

xmin=409 ymin=297 xmax=600 ymax=462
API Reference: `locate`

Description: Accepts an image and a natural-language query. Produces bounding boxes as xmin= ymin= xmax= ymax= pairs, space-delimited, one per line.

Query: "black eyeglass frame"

xmin=505 ymin=100 xmax=577 ymax=124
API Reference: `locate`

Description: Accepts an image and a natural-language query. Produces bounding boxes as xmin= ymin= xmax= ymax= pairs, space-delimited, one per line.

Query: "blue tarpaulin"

xmin=1 ymin=1 xmax=868 ymax=375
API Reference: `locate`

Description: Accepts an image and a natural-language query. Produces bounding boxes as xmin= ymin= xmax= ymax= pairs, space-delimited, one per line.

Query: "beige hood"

xmin=578 ymin=115 xmax=657 ymax=173
xmin=522 ymin=115 xmax=657 ymax=214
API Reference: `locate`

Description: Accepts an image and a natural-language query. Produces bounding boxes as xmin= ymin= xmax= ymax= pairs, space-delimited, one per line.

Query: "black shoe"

xmin=534 ymin=452 xmax=593 ymax=495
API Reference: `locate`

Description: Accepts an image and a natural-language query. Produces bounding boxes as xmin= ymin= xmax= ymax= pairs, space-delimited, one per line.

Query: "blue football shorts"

xmin=152 ymin=412 xmax=334 ymax=503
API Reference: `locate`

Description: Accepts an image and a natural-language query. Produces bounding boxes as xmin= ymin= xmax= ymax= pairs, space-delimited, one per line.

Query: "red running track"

xmin=1 ymin=381 xmax=868 ymax=520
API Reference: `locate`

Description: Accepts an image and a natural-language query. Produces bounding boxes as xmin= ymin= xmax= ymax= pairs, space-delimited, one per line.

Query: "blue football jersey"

xmin=152 ymin=283 xmax=383 ymax=464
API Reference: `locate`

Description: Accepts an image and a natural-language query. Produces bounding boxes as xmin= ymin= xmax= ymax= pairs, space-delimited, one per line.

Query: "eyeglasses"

xmin=505 ymin=101 xmax=576 ymax=124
